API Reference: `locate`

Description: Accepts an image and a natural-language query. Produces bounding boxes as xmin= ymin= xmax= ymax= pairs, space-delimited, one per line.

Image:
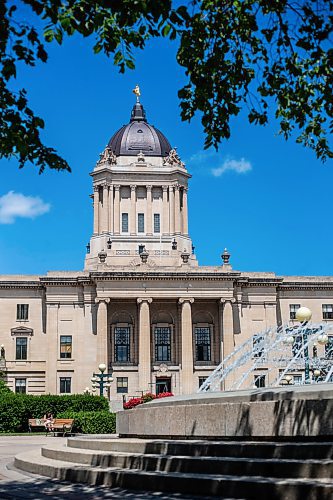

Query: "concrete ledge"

xmin=117 ymin=385 xmax=333 ymax=439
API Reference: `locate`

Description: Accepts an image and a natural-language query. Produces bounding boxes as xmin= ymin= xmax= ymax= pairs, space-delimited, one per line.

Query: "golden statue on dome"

xmin=132 ymin=84 xmax=141 ymax=102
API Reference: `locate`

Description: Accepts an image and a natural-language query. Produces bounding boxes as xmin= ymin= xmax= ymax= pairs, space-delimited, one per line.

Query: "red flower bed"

xmin=123 ymin=392 xmax=174 ymax=410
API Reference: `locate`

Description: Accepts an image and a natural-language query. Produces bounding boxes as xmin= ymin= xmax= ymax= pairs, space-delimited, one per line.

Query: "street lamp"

xmin=91 ymin=363 xmax=113 ymax=397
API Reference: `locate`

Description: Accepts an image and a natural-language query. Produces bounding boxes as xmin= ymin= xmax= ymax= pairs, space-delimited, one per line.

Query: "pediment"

xmin=11 ymin=326 xmax=33 ymax=336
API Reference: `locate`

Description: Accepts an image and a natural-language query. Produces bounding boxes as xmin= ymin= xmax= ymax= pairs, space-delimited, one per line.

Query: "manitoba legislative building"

xmin=1 ymin=95 xmax=333 ymax=406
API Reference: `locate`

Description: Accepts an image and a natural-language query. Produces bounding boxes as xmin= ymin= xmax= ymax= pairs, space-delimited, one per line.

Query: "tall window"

xmin=289 ymin=304 xmax=300 ymax=320
xmin=16 ymin=337 xmax=27 ymax=360
xmin=60 ymin=336 xmax=72 ymax=359
xmin=17 ymin=304 xmax=29 ymax=320
xmin=154 ymin=327 xmax=171 ymax=362
xmin=15 ymin=378 xmax=26 ymax=394
xmin=252 ymin=335 xmax=264 ymax=358
xmin=323 ymin=304 xmax=333 ymax=320
xmin=116 ymin=377 xmax=128 ymax=393
xmin=195 ymin=327 xmax=211 ymax=362
xmin=138 ymin=213 xmax=145 ymax=233
xmin=325 ymin=336 xmax=333 ymax=359
xmin=121 ymin=213 xmax=128 ymax=232
xmin=254 ymin=375 xmax=266 ymax=388
xmin=59 ymin=377 xmax=71 ymax=393
xmin=153 ymin=213 xmax=160 ymax=233
xmin=114 ymin=327 xmax=130 ymax=362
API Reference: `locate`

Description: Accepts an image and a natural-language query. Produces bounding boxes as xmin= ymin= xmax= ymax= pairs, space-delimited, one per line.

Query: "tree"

xmin=1 ymin=1 xmax=332 ymax=173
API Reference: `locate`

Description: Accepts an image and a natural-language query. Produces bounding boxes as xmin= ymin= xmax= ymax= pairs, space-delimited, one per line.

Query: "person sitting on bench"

xmin=43 ymin=411 xmax=54 ymax=432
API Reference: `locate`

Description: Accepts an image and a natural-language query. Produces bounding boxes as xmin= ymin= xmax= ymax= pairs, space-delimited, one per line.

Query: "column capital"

xmin=178 ymin=297 xmax=194 ymax=305
xmin=174 ymin=184 xmax=180 ymax=191
xmin=220 ymin=297 xmax=236 ymax=304
xmin=146 ymin=185 xmax=152 ymax=192
xmin=102 ymin=182 xmax=108 ymax=189
xmin=93 ymin=184 xmax=100 ymax=192
xmin=95 ymin=297 xmax=110 ymax=304
xmin=137 ymin=297 xmax=153 ymax=305
xmin=130 ymin=184 xmax=136 ymax=191
xmin=183 ymin=186 xmax=188 ymax=193
xmin=114 ymin=184 xmax=120 ymax=191
xmin=162 ymin=185 xmax=168 ymax=192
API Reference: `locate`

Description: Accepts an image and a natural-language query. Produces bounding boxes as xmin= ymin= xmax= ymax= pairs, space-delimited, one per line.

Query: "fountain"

xmin=198 ymin=307 xmax=333 ymax=392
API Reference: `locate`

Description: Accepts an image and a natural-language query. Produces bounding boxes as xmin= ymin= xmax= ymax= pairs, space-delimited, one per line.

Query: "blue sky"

xmin=1 ymin=18 xmax=333 ymax=277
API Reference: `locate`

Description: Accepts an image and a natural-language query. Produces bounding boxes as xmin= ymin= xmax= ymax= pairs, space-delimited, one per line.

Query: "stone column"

xmin=169 ymin=186 xmax=175 ymax=235
xmin=101 ymin=183 xmax=109 ymax=233
xmin=130 ymin=185 xmax=136 ymax=235
xmin=179 ymin=298 xmax=194 ymax=394
xmin=221 ymin=298 xmax=235 ymax=390
xmin=182 ymin=187 xmax=189 ymax=236
xmin=45 ymin=303 xmax=59 ymax=394
xmin=96 ymin=298 xmax=110 ymax=367
xmin=146 ymin=185 xmax=152 ymax=235
xmin=137 ymin=298 xmax=152 ymax=392
xmin=93 ymin=185 xmax=99 ymax=235
xmin=265 ymin=302 xmax=277 ymax=328
xmin=162 ymin=185 xmax=169 ymax=235
xmin=114 ymin=185 xmax=120 ymax=234
xmin=108 ymin=184 xmax=114 ymax=234
xmin=174 ymin=185 xmax=181 ymax=234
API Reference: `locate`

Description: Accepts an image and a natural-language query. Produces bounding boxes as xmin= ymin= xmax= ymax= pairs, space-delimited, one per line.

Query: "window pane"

xmin=122 ymin=213 xmax=128 ymax=232
xmin=155 ymin=327 xmax=171 ymax=362
xmin=254 ymin=375 xmax=265 ymax=388
xmin=60 ymin=336 xmax=72 ymax=359
xmin=15 ymin=378 xmax=26 ymax=394
xmin=16 ymin=337 xmax=27 ymax=360
xmin=114 ymin=327 xmax=130 ymax=362
xmin=323 ymin=304 xmax=333 ymax=319
xmin=153 ymin=213 xmax=160 ymax=233
xmin=289 ymin=304 xmax=300 ymax=320
xmin=17 ymin=304 xmax=29 ymax=320
xmin=195 ymin=327 xmax=211 ymax=361
xmin=60 ymin=377 xmax=71 ymax=393
xmin=138 ymin=213 xmax=144 ymax=233
xmin=117 ymin=377 xmax=128 ymax=393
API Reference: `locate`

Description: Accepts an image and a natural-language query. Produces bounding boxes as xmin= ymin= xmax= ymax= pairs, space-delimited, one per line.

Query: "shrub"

xmin=57 ymin=411 xmax=116 ymax=434
xmin=123 ymin=392 xmax=174 ymax=410
xmin=0 ymin=393 xmax=109 ymax=432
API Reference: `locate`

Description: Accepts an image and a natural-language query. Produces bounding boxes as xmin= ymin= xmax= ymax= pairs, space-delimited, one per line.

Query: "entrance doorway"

xmin=155 ymin=377 xmax=171 ymax=395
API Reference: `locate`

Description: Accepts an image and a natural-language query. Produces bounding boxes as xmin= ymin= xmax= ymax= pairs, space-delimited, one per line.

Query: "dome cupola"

xmin=108 ymin=97 xmax=171 ymax=157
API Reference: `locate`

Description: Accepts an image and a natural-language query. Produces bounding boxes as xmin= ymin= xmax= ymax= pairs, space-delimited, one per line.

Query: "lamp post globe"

xmin=98 ymin=363 xmax=107 ymax=373
xmin=295 ymin=307 xmax=312 ymax=322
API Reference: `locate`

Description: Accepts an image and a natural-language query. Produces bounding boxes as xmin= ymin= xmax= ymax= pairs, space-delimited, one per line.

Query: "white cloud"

xmin=211 ymin=157 xmax=252 ymax=177
xmin=0 ymin=191 xmax=50 ymax=224
xmin=186 ymin=149 xmax=217 ymax=164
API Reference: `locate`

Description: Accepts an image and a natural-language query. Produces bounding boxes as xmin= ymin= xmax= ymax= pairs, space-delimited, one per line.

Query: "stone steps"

xmin=41 ymin=442 xmax=333 ymax=479
xmin=14 ymin=437 xmax=333 ymax=499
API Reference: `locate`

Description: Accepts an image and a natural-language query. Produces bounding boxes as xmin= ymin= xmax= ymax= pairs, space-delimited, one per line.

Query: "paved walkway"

xmin=0 ymin=436 xmax=215 ymax=499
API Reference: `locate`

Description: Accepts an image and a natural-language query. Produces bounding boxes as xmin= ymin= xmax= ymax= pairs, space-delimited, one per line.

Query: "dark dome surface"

xmin=108 ymin=102 xmax=171 ymax=157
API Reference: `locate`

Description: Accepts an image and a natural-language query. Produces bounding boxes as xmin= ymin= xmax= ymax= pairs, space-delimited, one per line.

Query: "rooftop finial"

xmin=132 ymin=84 xmax=141 ymax=103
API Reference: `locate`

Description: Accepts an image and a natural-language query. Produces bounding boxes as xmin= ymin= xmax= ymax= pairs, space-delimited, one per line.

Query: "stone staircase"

xmin=14 ymin=436 xmax=333 ymax=499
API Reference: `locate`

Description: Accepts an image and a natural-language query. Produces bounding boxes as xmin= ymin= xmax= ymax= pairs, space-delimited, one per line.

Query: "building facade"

xmin=1 ymin=96 xmax=333 ymax=406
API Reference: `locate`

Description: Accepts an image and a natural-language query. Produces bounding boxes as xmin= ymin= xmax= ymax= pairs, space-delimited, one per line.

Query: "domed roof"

xmin=108 ymin=102 xmax=172 ymax=157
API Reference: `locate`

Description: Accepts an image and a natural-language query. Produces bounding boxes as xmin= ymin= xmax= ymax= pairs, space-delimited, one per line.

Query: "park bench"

xmin=49 ymin=418 xmax=74 ymax=436
xmin=28 ymin=418 xmax=46 ymax=433
xmin=28 ymin=418 xmax=74 ymax=436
